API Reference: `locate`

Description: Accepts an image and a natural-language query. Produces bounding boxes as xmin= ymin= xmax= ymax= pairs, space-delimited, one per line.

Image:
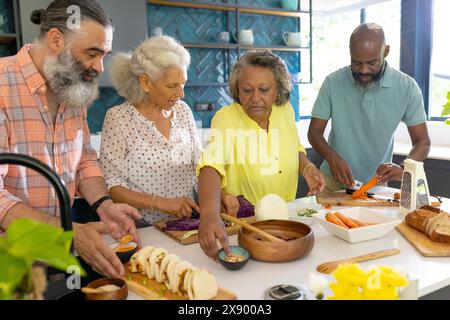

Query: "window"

xmin=300 ymin=0 xmax=401 ymax=118
xmin=430 ymin=0 xmax=450 ymax=119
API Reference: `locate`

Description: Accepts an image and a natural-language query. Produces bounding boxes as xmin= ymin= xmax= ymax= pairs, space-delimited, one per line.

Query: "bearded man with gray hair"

xmin=0 ymin=0 xmax=142 ymax=279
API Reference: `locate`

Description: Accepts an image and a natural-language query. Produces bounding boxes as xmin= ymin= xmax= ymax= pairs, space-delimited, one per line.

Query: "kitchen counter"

xmin=121 ymin=187 xmax=450 ymax=300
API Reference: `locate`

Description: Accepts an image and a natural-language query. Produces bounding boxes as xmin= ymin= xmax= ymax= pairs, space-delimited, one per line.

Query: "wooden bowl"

xmin=237 ymin=219 xmax=314 ymax=262
xmin=85 ymin=278 xmax=128 ymax=300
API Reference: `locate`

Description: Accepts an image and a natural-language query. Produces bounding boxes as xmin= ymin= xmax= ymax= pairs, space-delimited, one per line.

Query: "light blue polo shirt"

xmin=311 ymin=63 xmax=427 ymax=184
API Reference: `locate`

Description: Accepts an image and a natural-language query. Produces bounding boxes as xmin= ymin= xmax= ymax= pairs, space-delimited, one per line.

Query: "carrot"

xmin=325 ymin=212 xmax=349 ymax=229
xmin=352 ymin=176 xmax=378 ymax=199
xmin=350 ymin=218 xmax=368 ymax=227
xmin=334 ymin=212 xmax=360 ymax=228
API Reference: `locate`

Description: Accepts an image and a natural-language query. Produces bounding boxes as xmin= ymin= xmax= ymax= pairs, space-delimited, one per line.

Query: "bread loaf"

xmin=405 ymin=205 xmax=450 ymax=244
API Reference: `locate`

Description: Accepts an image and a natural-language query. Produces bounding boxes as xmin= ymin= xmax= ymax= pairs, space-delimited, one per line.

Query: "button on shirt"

xmin=311 ymin=63 xmax=427 ymax=184
xmin=196 ymin=102 xmax=306 ymax=205
xmin=0 ymin=45 xmax=103 ymax=222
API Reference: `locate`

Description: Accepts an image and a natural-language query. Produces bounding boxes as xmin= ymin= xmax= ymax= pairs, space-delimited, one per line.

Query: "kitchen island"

xmin=118 ymin=187 xmax=450 ymax=300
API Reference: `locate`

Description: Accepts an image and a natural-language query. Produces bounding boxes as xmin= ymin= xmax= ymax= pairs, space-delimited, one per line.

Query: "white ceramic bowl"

xmin=314 ymin=207 xmax=402 ymax=243
xmin=287 ymin=202 xmax=322 ymax=225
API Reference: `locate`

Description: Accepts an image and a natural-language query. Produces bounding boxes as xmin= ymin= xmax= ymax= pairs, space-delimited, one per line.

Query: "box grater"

xmin=399 ymin=159 xmax=430 ymax=215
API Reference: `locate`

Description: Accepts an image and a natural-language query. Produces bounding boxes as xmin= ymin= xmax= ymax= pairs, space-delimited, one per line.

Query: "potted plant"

xmin=0 ymin=218 xmax=85 ymax=300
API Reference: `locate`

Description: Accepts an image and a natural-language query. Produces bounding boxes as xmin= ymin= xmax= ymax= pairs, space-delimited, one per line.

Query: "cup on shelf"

xmin=152 ymin=27 xmax=163 ymax=37
xmin=216 ymin=31 xmax=230 ymax=43
xmin=233 ymin=29 xmax=254 ymax=45
xmin=281 ymin=0 xmax=299 ymax=11
xmin=282 ymin=31 xmax=302 ymax=47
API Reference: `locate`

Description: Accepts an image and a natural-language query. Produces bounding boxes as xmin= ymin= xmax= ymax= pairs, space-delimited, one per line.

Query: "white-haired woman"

xmin=100 ymin=36 xmax=201 ymax=226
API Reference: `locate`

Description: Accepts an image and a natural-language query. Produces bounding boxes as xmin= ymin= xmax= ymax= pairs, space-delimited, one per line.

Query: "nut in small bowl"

xmin=84 ymin=278 xmax=128 ymax=300
xmin=217 ymin=245 xmax=250 ymax=271
xmin=110 ymin=241 xmax=138 ymax=263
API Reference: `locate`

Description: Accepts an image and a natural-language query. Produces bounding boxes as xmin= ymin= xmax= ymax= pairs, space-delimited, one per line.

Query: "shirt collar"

xmin=17 ymin=44 xmax=47 ymax=95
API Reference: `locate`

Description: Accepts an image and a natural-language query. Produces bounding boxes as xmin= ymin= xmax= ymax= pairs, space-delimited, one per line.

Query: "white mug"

xmin=234 ymin=29 xmax=254 ymax=45
xmin=282 ymin=31 xmax=301 ymax=47
xmin=217 ymin=31 xmax=230 ymax=43
xmin=152 ymin=27 xmax=163 ymax=37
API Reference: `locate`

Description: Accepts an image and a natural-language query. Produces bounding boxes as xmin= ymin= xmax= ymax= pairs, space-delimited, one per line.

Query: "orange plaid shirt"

xmin=0 ymin=45 xmax=103 ymax=223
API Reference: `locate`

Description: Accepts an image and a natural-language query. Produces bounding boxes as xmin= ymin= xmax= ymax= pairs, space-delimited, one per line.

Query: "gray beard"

xmin=43 ymin=50 xmax=99 ymax=109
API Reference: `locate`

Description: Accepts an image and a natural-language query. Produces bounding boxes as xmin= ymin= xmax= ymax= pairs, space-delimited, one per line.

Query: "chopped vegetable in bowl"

xmin=296 ymin=208 xmax=318 ymax=217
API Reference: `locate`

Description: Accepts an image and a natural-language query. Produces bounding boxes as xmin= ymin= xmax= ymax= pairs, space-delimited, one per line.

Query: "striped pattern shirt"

xmin=0 ymin=45 xmax=103 ymax=224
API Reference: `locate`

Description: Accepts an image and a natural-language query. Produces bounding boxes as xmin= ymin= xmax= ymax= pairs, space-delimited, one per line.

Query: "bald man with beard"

xmin=308 ymin=23 xmax=431 ymax=191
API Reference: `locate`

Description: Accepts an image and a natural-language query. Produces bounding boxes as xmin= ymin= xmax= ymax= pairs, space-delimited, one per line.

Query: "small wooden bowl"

xmin=238 ymin=219 xmax=314 ymax=262
xmin=85 ymin=278 xmax=128 ymax=300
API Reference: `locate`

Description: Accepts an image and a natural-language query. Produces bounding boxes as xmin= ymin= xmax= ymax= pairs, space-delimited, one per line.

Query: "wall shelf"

xmin=183 ymin=42 xmax=310 ymax=52
xmin=148 ymin=0 xmax=311 ymax=17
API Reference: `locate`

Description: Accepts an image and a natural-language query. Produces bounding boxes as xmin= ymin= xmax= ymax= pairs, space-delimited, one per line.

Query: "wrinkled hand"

xmin=376 ymin=163 xmax=403 ymax=183
xmin=221 ymin=192 xmax=239 ymax=217
xmin=161 ymin=197 xmax=200 ymax=219
xmin=327 ymin=154 xmax=355 ymax=188
xmin=198 ymin=214 xmax=230 ymax=261
xmin=304 ymin=165 xmax=326 ymax=196
xmin=73 ymin=222 xmax=124 ymax=278
xmin=97 ymin=200 xmax=142 ymax=248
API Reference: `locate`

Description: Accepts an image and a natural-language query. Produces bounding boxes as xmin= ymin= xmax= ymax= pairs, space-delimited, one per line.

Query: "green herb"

xmin=296 ymin=208 xmax=318 ymax=217
xmin=127 ymin=275 xmax=133 ymax=281
xmin=142 ymin=279 xmax=148 ymax=285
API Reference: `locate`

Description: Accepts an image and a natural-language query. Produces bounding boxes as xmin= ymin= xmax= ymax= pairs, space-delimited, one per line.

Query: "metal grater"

xmin=400 ymin=171 xmax=412 ymax=210
xmin=399 ymin=159 xmax=430 ymax=216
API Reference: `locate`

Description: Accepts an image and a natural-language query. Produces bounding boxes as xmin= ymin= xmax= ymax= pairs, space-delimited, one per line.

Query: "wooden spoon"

xmin=220 ymin=213 xmax=284 ymax=243
xmin=316 ymin=248 xmax=401 ymax=274
xmin=114 ymin=234 xmax=133 ymax=252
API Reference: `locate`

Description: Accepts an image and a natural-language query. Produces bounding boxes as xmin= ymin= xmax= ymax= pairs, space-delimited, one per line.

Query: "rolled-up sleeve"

xmin=75 ymin=109 xmax=103 ymax=186
xmin=0 ymin=109 xmax=23 ymax=225
xmin=99 ymin=109 xmax=129 ymax=189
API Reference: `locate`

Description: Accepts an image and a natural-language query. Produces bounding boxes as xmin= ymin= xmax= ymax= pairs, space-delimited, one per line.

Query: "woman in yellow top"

xmin=196 ymin=50 xmax=326 ymax=259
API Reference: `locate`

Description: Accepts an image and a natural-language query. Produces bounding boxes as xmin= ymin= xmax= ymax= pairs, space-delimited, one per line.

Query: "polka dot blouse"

xmin=99 ymin=100 xmax=202 ymax=225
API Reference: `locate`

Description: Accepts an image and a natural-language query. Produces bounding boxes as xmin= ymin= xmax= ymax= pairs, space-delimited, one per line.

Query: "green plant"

xmin=442 ymin=91 xmax=450 ymax=125
xmin=0 ymin=219 xmax=85 ymax=300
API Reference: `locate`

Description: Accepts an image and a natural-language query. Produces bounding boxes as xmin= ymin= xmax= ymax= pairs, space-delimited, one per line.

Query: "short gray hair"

xmin=109 ymin=36 xmax=191 ymax=104
xmin=229 ymin=49 xmax=292 ymax=106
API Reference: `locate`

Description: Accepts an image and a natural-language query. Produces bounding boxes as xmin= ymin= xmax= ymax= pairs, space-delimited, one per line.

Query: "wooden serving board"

xmin=124 ymin=262 xmax=236 ymax=300
xmin=317 ymin=192 xmax=399 ymax=207
xmin=154 ymin=217 xmax=256 ymax=245
xmin=396 ymin=222 xmax=450 ymax=257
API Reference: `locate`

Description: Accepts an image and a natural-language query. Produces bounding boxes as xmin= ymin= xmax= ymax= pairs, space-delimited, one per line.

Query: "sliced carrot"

xmin=352 ymin=176 xmax=378 ymax=199
xmin=350 ymin=218 xmax=368 ymax=227
xmin=325 ymin=212 xmax=349 ymax=229
xmin=334 ymin=212 xmax=360 ymax=228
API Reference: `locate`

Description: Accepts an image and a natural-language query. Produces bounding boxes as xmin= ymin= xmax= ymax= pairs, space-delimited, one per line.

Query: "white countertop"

xmin=121 ymin=187 xmax=450 ymax=300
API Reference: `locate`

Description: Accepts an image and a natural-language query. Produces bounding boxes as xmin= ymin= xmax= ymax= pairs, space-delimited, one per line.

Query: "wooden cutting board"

xmin=154 ymin=217 xmax=256 ymax=245
xmin=124 ymin=262 xmax=236 ymax=300
xmin=317 ymin=192 xmax=399 ymax=207
xmin=396 ymin=222 xmax=450 ymax=257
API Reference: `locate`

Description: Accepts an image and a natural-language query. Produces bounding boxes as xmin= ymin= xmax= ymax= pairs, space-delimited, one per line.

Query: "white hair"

xmin=108 ymin=35 xmax=191 ymax=104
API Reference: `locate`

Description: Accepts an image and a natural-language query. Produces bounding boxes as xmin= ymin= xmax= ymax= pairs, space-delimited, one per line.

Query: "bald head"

xmin=350 ymin=23 xmax=386 ymax=49
xmin=349 ymin=23 xmax=389 ymax=86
